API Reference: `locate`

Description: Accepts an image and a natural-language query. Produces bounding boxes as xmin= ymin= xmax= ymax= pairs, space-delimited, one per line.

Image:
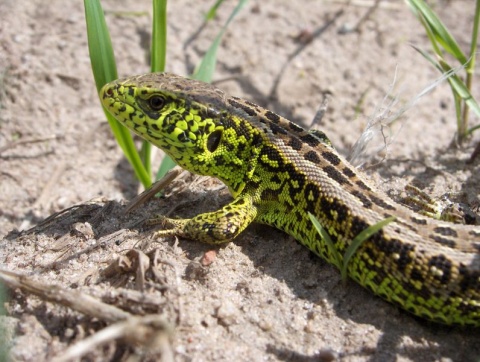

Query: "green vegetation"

xmin=84 ymin=0 xmax=246 ymax=187
xmin=308 ymin=213 xmax=396 ymax=282
xmin=0 ymin=282 xmax=9 ymax=362
xmin=406 ymin=0 xmax=480 ymax=142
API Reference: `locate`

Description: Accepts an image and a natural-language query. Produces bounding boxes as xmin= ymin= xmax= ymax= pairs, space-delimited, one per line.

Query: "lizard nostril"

xmin=104 ymin=88 xmax=113 ymax=97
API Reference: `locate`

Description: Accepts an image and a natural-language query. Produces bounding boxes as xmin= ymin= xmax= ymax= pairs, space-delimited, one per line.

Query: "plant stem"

xmin=462 ymin=0 xmax=480 ymax=140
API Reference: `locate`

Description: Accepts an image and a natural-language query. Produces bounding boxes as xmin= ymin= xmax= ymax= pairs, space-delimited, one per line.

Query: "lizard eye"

xmin=148 ymin=95 xmax=166 ymax=110
xmin=206 ymin=130 xmax=222 ymax=152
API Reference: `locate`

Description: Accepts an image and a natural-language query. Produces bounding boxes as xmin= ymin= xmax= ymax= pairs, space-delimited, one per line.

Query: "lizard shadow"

xmin=106 ymin=144 xmax=480 ymax=362
xmin=6 ymin=180 xmax=479 ymax=362
xmin=236 ymin=222 xmax=480 ymax=362
xmin=113 ymin=156 xmax=143 ymax=200
xmin=368 ymin=145 xmax=480 ymax=207
xmin=236 ymin=144 xmax=480 ymax=361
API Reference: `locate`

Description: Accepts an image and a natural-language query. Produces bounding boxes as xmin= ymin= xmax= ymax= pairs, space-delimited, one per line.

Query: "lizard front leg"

xmin=148 ymin=195 xmax=258 ymax=244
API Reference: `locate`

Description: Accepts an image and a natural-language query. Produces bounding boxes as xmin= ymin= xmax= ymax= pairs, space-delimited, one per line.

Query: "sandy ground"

xmin=1 ymin=0 xmax=479 ymax=361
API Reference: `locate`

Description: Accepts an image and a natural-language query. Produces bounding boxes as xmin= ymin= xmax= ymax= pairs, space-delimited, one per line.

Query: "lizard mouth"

xmin=99 ymin=81 xmax=142 ymax=127
xmin=100 ymin=81 xmax=130 ymax=110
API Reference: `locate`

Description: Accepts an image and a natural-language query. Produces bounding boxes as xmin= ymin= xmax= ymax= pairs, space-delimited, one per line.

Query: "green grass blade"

xmin=413 ymin=7 xmax=443 ymax=56
xmin=309 ymin=213 xmax=396 ymax=282
xmin=463 ymin=0 xmax=480 ymax=136
xmin=192 ymin=0 xmax=247 ymax=83
xmin=156 ymin=156 xmax=177 ymax=180
xmin=151 ymin=0 xmax=167 ymax=72
xmin=407 ymin=0 xmax=467 ymax=64
xmin=140 ymin=141 xmax=152 ymax=178
xmin=205 ymin=0 xmax=226 ymax=21
xmin=341 ymin=217 xmax=396 ymax=280
xmin=150 ymin=0 xmax=169 ymax=179
xmin=407 ymin=4 xmax=443 ymax=57
xmin=468 ymin=123 xmax=480 ymax=134
xmin=84 ymin=0 xmax=151 ymax=188
xmin=84 ymin=0 xmax=117 ymax=91
xmin=412 ymin=44 xmax=480 ymax=137
xmin=437 ymin=59 xmax=480 ymax=121
xmin=156 ymin=0 xmax=245 ymax=178
xmin=308 ymin=213 xmax=343 ymax=271
xmin=151 ymin=0 xmax=175 ymax=180
xmin=0 ymin=281 xmax=9 ymax=362
xmin=414 ymin=46 xmax=480 ymax=117
xmin=468 ymin=0 xmax=480 ymax=73
xmin=448 ymin=79 xmax=480 ymax=122
xmin=410 ymin=44 xmax=443 ymax=71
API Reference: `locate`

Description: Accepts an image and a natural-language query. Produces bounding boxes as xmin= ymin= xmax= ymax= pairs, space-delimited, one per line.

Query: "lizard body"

xmin=101 ymin=73 xmax=480 ymax=326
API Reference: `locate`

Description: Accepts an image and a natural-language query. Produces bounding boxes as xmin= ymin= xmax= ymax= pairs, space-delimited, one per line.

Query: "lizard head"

xmin=100 ymin=73 xmax=262 ymax=196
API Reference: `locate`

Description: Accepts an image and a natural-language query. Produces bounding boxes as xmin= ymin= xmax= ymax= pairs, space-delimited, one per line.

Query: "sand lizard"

xmin=100 ymin=73 xmax=480 ymax=327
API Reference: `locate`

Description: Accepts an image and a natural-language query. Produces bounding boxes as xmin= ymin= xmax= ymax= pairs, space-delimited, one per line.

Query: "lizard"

xmin=100 ymin=72 xmax=480 ymax=327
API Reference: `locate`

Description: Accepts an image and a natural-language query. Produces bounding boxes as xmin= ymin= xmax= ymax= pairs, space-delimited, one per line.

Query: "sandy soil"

xmin=1 ymin=0 xmax=479 ymax=361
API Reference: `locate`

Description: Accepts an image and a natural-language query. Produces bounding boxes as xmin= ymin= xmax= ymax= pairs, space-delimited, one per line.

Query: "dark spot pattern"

xmin=264 ymin=110 xmax=280 ymax=123
xmin=284 ymin=164 xmax=307 ymax=199
xmin=166 ymin=124 xmax=176 ymax=134
xmin=349 ymin=216 xmax=370 ymax=237
xmin=245 ymin=100 xmax=259 ymax=109
xmin=295 ymin=211 xmax=303 ymax=222
xmin=224 ymin=140 xmax=235 ymax=152
xmin=258 ymin=145 xmax=284 ymax=170
xmin=342 ymin=167 xmax=356 ymax=178
xmin=251 ymin=133 xmax=264 ymax=148
xmin=261 ymin=188 xmax=277 ymax=201
xmin=469 ymin=230 xmax=480 ymax=237
xmin=177 ymin=132 xmax=190 ymax=143
xmin=370 ymin=195 xmax=396 ymax=211
xmin=300 ymin=133 xmax=321 ymax=148
xmin=356 ymin=180 xmax=371 ymax=191
xmin=228 ymin=98 xmax=257 ymax=117
xmin=430 ymin=235 xmax=457 ymax=248
xmin=319 ymin=197 xmax=350 ymax=224
xmin=458 ymin=263 xmax=479 ymax=293
xmin=247 ymin=179 xmax=261 ymax=190
xmin=288 ymin=121 xmax=304 ymax=133
xmin=433 ymin=227 xmax=458 ymax=238
xmin=428 ymin=255 xmax=452 ymax=285
xmin=322 ymin=151 xmax=341 ymax=166
xmin=213 ymin=155 xmax=225 ymax=166
xmin=202 ymin=222 xmax=216 ymax=237
xmin=351 ymin=190 xmax=373 ymax=209
xmin=322 ymin=166 xmax=351 ymax=186
xmin=397 ymin=245 xmax=415 ymax=273
xmin=288 ymin=137 xmax=303 ymax=151
xmin=304 ymin=150 xmax=321 ymax=164
xmin=237 ymin=142 xmax=246 ymax=153
xmin=410 ymin=267 xmax=424 ymax=282
xmin=269 ymin=122 xmax=288 ymax=135
xmin=271 ymin=174 xmax=281 ymax=184
xmin=411 ymin=217 xmax=427 ymax=225
xmin=304 ymin=183 xmax=320 ymax=214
